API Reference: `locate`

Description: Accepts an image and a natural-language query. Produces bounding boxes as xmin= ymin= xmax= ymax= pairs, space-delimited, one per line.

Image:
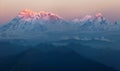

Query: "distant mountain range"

xmin=0 ymin=9 xmax=120 ymax=39
xmin=0 ymin=9 xmax=120 ymax=71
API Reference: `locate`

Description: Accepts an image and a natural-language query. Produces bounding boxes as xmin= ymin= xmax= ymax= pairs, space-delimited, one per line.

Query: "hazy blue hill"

xmin=0 ymin=43 xmax=117 ymax=71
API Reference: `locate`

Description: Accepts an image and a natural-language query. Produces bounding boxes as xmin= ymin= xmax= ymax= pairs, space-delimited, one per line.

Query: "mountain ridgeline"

xmin=0 ymin=9 xmax=120 ymax=39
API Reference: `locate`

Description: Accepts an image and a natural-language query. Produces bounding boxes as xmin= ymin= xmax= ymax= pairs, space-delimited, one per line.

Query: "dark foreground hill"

xmin=0 ymin=42 xmax=118 ymax=71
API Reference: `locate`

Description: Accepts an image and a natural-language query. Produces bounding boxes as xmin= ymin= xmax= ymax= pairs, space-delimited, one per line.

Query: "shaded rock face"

xmin=0 ymin=43 xmax=118 ymax=71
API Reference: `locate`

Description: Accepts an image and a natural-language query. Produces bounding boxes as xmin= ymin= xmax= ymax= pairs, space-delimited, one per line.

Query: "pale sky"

xmin=0 ymin=0 xmax=120 ymax=23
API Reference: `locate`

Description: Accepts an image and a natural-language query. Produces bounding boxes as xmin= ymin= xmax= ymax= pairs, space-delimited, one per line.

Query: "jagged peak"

xmin=95 ymin=13 xmax=104 ymax=17
xmin=72 ymin=13 xmax=106 ymax=23
xmin=18 ymin=9 xmax=63 ymax=21
xmin=81 ymin=15 xmax=93 ymax=21
xmin=94 ymin=13 xmax=106 ymax=22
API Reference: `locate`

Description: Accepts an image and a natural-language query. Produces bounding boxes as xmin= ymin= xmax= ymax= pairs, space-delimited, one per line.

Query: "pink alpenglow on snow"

xmin=18 ymin=9 xmax=63 ymax=21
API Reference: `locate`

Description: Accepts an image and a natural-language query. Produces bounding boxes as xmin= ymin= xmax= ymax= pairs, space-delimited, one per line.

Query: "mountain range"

xmin=0 ymin=9 xmax=120 ymax=71
xmin=0 ymin=9 xmax=120 ymax=39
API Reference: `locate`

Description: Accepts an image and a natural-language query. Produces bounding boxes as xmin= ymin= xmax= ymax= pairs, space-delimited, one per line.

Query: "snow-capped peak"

xmin=72 ymin=15 xmax=93 ymax=23
xmin=95 ymin=13 xmax=103 ymax=17
xmin=72 ymin=13 xmax=106 ymax=23
xmin=18 ymin=9 xmax=63 ymax=21
xmin=81 ymin=15 xmax=93 ymax=22
xmin=94 ymin=13 xmax=106 ymax=22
